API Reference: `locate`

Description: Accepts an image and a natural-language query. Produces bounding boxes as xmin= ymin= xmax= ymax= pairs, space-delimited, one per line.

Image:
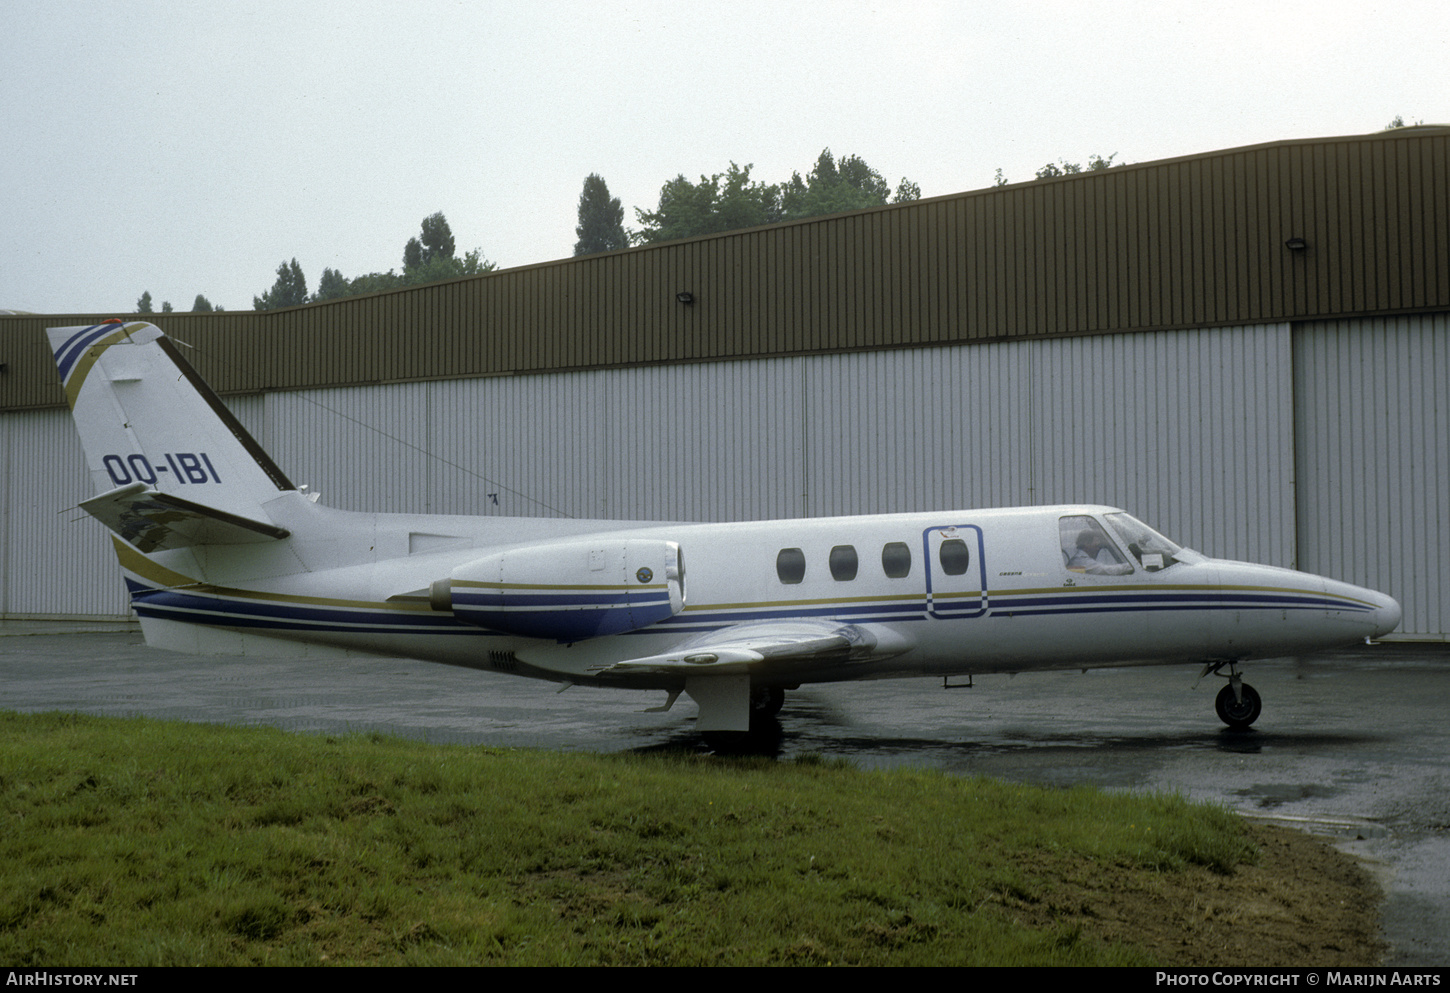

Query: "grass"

xmin=0 ymin=710 xmax=1260 ymax=966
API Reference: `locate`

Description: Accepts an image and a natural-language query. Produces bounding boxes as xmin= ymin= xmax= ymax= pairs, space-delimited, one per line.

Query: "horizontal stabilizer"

xmin=79 ymin=482 xmax=290 ymax=553
xmin=588 ymin=619 xmax=904 ymax=676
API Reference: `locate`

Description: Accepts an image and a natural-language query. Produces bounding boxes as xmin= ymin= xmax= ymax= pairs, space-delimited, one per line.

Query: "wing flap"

xmin=79 ymin=482 xmax=290 ymax=552
xmin=588 ymin=619 xmax=907 ymax=676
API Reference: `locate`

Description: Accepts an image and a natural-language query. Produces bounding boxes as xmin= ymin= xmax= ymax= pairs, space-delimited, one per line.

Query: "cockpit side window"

xmin=1059 ymin=515 xmax=1133 ymax=575
xmin=1103 ymin=513 xmax=1182 ymax=572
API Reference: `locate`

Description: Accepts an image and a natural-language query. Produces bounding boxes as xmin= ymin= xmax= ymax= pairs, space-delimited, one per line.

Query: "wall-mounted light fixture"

xmin=675 ymin=291 xmax=695 ymax=305
xmin=1284 ymin=237 xmax=1308 ymax=251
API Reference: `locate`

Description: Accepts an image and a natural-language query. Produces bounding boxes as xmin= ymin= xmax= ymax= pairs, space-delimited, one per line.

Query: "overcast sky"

xmin=3 ymin=0 xmax=1445 ymax=315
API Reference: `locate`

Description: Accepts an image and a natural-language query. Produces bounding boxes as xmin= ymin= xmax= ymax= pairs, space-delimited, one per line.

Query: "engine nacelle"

xmin=430 ymin=538 xmax=685 ymax=641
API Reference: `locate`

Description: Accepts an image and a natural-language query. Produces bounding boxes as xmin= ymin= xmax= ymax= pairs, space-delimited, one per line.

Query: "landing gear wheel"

xmin=703 ymin=731 xmax=751 ymax=754
xmin=751 ymin=686 xmax=785 ymax=716
xmin=1215 ymin=682 xmax=1262 ymax=729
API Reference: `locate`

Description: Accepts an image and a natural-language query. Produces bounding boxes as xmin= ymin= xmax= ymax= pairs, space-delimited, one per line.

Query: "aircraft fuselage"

xmin=120 ymin=496 xmax=1401 ymax=690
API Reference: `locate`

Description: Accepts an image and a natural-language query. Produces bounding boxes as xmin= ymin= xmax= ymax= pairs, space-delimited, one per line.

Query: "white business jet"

xmin=48 ymin=321 xmax=1402 ymax=741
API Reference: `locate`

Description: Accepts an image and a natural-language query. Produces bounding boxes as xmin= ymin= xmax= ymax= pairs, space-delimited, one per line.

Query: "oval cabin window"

xmin=829 ymin=545 xmax=859 ymax=581
xmin=776 ymin=547 xmax=806 ymax=584
xmin=881 ymin=542 xmax=911 ymax=578
xmin=939 ymin=538 xmax=970 ymax=576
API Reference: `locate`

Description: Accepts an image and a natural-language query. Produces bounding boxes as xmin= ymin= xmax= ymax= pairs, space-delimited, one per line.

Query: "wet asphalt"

xmin=2 ymin=629 xmax=1447 ymax=965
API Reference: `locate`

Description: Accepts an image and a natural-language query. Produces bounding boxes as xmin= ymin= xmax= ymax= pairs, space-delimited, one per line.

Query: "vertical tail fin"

xmin=48 ymin=322 xmax=296 ymax=529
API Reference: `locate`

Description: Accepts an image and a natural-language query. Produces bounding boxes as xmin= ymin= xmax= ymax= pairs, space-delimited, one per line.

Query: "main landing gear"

xmin=1202 ymin=661 xmax=1262 ymax=729
xmin=701 ymin=686 xmax=788 ymax=754
xmin=751 ymin=685 xmax=786 ymax=716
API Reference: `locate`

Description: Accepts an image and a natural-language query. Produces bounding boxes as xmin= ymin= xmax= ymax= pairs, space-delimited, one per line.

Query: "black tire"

xmin=751 ymin=686 xmax=785 ymax=715
xmin=703 ymin=731 xmax=745 ymax=753
xmin=1215 ymin=682 xmax=1262 ymax=729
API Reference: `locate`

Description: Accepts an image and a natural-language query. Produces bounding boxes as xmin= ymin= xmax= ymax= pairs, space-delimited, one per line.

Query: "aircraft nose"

xmin=1371 ymin=592 xmax=1403 ymax=639
xmin=1319 ymin=574 xmax=1402 ymax=641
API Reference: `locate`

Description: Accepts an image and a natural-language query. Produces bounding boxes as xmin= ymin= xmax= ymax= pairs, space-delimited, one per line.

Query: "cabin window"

xmin=938 ymin=538 xmax=971 ymax=575
xmin=1059 ymin=515 xmax=1133 ymax=575
xmin=829 ymin=544 xmax=858 ymax=581
xmin=881 ymin=541 xmax=912 ymax=578
xmin=776 ymin=547 xmax=806 ymax=584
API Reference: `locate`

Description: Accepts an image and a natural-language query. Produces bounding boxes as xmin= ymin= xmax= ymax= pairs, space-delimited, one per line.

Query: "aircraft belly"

xmin=915 ymin=579 xmax=1219 ymax=673
xmin=1200 ymin=605 xmax=1367 ymax=658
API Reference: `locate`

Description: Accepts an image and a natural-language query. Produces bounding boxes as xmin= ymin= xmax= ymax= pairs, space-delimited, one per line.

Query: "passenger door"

xmin=923 ymin=524 xmax=988 ymax=619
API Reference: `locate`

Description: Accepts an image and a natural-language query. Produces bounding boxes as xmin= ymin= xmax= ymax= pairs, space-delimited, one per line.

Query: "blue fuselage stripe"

xmin=124 ymin=580 xmax=1364 ymax=639
xmin=131 ymin=588 xmax=467 ymax=632
xmin=452 ymin=590 xmax=672 ymax=609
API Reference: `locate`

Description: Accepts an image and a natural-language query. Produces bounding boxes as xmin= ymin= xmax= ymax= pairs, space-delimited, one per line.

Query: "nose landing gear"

xmin=1201 ymin=660 xmax=1262 ymax=729
xmin=1214 ymin=681 xmax=1262 ymax=729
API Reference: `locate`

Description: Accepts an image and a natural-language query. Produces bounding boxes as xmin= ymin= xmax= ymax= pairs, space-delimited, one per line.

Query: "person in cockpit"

xmin=1066 ymin=529 xmax=1134 ymax=575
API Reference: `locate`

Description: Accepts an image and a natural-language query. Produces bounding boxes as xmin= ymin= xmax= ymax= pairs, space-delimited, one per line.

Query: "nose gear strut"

xmin=1198 ymin=660 xmax=1262 ymax=729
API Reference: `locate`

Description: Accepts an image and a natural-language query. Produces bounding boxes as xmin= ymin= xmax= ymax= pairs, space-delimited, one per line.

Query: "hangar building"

xmin=2 ymin=126 xmax=1447 ymax=639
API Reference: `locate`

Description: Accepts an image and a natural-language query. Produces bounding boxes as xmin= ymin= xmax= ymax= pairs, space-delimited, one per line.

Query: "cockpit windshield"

xmin=1058 ymin=515 xmax=1134 ymax=575
xmin=1103 ymin=513 xmax=1182 ymax=572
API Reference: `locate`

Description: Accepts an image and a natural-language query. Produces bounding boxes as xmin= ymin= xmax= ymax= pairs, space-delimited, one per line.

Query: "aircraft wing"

xmin=78 ymin=482 xmax=290 ymax=553
xmin=588 ymin=618 xmax=908 ymax=676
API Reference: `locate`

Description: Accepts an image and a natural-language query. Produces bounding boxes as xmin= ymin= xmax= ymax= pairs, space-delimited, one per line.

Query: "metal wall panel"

xmin=796 ymin=325 xmax=1295 ymax=564
xmin=1 ymin=411 xmax=9 ymax=615
xmin=264 ymin=384 xmax=434 ymax=514
xmin=1026 ymin=325 xmax=1297 ymax=564
xmin=1293 ymin=314 xmax=1450 ymax=638
xmin=1 ymin=410 xmax=128 ymax=618
xmin=216 ymin=324 xmax=1292 ymax=562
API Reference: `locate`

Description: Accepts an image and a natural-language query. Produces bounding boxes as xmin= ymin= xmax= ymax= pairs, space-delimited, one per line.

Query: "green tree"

xmin=161 ymin=300 xmax=173 ymax=313
xmin=779 ymin=149 xmax=916 ymax=221
xmin=836 ymin=152 xmax=892 ymax=201
xmin=1034 ymin=160 xmax=1078 ymax=179
xmin=338 ymin=256 xmax=490 ymax=298
xmin=573 ymin=174 xmax=629 ymax=256
xmin=192 ymin=294 xmax=214 ymax=313
xmin=399 ymin=248 xmax=494 ymax=286
xmin=137 ymin=291 xmax=153 ymax=314
xmin=404 ymin=212 xmax=456 ymax=269
xmin=313 ymin=268 xmax=349 ymax=302
xmin=393 ymin=212 xmax=494 ymax=291
xmin=635 ymin=151 xmax=918 ymax=245
xmin=1032 ymin=153 xmax=1122 ymax=181
xmin=339 ymin=271 xmax=403 ymax=297
xmin=253 ymin=259 xmax=308 ymax=311
xmin=249 ymin=214 xmax=492 ymax=309
xmin=327 ymin=248 xmax=496 ymax=302
xmin=635 ymin=162 xmax=783 ymax=245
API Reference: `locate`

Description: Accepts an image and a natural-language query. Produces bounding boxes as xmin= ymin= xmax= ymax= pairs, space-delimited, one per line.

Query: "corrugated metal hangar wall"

xmin=2 ymin=129 xmax=1447 ymax=637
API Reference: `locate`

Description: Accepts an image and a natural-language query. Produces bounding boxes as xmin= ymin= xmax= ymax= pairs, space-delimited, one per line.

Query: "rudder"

xmin=48 ymin=321 xmax=296 ymax=525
